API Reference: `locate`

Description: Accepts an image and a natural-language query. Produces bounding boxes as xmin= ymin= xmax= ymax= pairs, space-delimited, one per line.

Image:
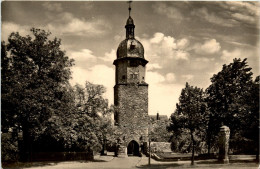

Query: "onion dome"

xmin=117 ymin=38 xmax=144 ymax=59
xmin=116 ymin=16 xmax=145 ymax=59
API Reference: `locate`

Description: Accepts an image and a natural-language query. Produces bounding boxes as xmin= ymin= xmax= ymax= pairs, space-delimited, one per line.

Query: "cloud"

xmin=152 ymin=2 xmax=259 ymax=28
xmin=70 ymin=49 xmax=96 ymax=61
xmin=166 ymin=73 xmax=176 ymax=82
xmin=101 ymin=49 xmax=116 ymax=62
xmin=231 ymin=13 xmax=257 ymax=25
xmin=150 ymin=32 xmax=165 ymax=44
xmin=139 ymin=32 xmax=190 ymax=64
xmin=42 ymin=2 xmax=63 ymax=12
xmin=191 ymin=7 xmax=236 ymax=27
xmin=220 ymin=48 xmax=253 ymax=63
xmin=68 ymin=49 xmax=98 ymax=69
xmin=220 ymin=1 xmax=259 ymax=17
xmin=146 ymin=71 xmax=165 ymax=84
xmin=2 ymin=11 xmax=110 ymax=42
xmin=70 ymin=65 xmax=115 ymax=104
xmin=195 ymin=39 xmax=221 ymax=55
xmin=46 ymin=12 xmax=111 ymax=36
xmin=191 ymin=2 xmax=259 ymax=27
xmin=182 ymin=74 xmax=194 ymax=81
xmin=152 ymin=2 xmax=183 ymax=20
xmin=146 ymin=71 xmax=183 ymax=116
xmin=175 ymin=50 xmax=189 ymax=60
xmin=147 ymin=63 xmax=162 ymax=71
xmin=79 ymin=2 xmax=94 ymax=11
xmin=1 ymin=22 xmax=31 ymax=41
xmin=177 ymin=38 xmax=189 ymax=49
xmin=216 ymin=48 xmax=258 ymax=78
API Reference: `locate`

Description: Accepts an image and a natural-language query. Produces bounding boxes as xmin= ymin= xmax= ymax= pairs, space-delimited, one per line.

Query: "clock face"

xmin=128 ymin=67 xmax=139 ymax=80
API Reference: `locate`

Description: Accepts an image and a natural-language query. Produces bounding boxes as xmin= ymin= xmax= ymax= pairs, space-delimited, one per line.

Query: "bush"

xmin=1 ymin=132 xmax=19 ymax=162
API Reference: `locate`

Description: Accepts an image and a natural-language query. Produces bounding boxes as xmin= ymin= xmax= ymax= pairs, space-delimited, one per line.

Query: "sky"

xmin=1 ymin=1 xmax=259 ymax=117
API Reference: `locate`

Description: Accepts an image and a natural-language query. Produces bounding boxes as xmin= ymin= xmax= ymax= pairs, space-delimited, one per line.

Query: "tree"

xmin=206 ymin=58 xmax=256 ymax=155
xmin=1 ymin=28 xmax=74 ymax=154
xmin=150 ymin=121 xmax=171 ymax=142
xmin=240 ymin=76 xmax=259 ymax=160
xmin=41 ymin=81 xmax=113 ymax=153
xmin=168 ymin=83 xmax=208 ymax=165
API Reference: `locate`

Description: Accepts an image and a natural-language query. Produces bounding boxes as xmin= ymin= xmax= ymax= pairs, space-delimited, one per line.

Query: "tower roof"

xmin=117 ymin=39 xmax=144 ymax=59
xmin=116 ymin=3 xmax=146 ymax=60
xmin=126 ymin=16 xmax=134 ymax=25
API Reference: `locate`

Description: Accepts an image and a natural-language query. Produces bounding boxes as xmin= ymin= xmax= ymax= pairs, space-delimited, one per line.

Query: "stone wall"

xmin=115 ymin=59 xmax=146 ymax=85
xmin=150 ymin=142 xmax=171 ymax=153
xmin=115 ymin=60 xmax=128 ymax=84
xmin=114 ymin=83 xmax=149 ymax=146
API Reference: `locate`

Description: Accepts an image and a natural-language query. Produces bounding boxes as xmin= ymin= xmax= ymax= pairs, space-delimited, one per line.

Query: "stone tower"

xmin=113 ymin=5 xmax=149 ymax=157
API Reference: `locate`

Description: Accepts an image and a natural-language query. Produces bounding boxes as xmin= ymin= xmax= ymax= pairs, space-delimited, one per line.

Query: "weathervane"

xmin=127 ymin=1 xmax=132 ymax=17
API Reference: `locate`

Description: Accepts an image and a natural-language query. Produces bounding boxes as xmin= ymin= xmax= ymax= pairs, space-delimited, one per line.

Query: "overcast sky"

xmin=2 ymin=1 xmax=259 ymax=117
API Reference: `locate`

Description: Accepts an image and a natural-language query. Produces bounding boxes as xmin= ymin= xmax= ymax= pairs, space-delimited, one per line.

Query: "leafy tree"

xmin=206 ymin=58 xmax=256 ymax=155
xmin=1 ymin=28 xmax=74 ymax=153
xmin=150 ymin=121 xmax=171 ymax=142
xmin=1 ymin=133 xmax=19 ymax=162
xmin=238 ymin=76 xmax=259 ymax=159
xmin=42 ymin=82 xmax=113 ymax=153
xmin=74 ymin=82 xmax=109 ymax=118
xmin=168 ymin=83 xmax=208 ymax=165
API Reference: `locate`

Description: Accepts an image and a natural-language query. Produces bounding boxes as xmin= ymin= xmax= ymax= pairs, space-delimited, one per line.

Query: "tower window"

xmin=130 ymin=41 xmax=135 ymax=50
xmin=130 ymin=74 xmax=138 ymax=79
xmin=122 ymin=75 xmax=126 ymax=79
xmin=142 ymin=77 xmax=144 ymax=80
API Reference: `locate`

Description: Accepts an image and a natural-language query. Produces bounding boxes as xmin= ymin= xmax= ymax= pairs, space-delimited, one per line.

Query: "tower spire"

xmin=125 ymin=1 xmax=135 ymax=39
xmin=127 ymin=1 xmax=132 ymax=17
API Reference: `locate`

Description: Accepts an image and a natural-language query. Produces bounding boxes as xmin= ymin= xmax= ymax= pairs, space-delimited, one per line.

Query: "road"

xmin=3 ymin=155 xmax=259 ymax=169
xmin=18 ymin=155 xmax=142 ymax=169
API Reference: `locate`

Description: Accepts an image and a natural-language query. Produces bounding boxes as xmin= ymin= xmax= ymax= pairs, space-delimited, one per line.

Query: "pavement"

xmin=2 ymin=154 xmax=259 ymax=169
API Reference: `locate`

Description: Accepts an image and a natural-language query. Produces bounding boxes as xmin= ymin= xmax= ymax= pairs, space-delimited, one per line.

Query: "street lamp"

xmin=148 ymin=135 xmax=151 ymax=165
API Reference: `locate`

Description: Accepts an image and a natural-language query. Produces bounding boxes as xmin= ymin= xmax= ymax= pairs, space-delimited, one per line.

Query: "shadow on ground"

xmin=2 ymin=161 xmax=58 ymax=169
xmin=2 ymin=159 xmax=97 ymax=169
xmin=137 ymin=163 xmax=182 ymax=169
xmin=197 ymin=159 xmax=257 ymax=165
xmin=137 ymin=159 xmax=259 ymax=169
xmin=92 ymin=159 xmax=109 ymax=162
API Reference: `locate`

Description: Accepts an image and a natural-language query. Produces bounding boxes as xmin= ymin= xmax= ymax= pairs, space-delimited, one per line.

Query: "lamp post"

xmin=148 ymin=136 xmax=151 ymax=165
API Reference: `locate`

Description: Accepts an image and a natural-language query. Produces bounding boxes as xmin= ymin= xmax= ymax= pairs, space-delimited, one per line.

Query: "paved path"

xmin=22 ymin=155 xmax=142 ymax=169
xmin=4 ymin=155 xmax=259 ymax=169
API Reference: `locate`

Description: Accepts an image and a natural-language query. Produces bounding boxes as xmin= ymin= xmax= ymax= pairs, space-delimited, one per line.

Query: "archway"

xmin=127 ymin=140 xmax=140 ymax=156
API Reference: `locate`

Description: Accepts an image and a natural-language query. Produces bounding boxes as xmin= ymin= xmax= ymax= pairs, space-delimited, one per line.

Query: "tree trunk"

xmin=256 ymin=143 xmax=259 ymax=163
xmin=191 ymin=131 xmax=195 ymax=165
xmin=207 ymin=141 xmax=211 ymax=155
xmin=21 ymin=124 xmax=30 ymax=161
xmin=207 ymin=131 xmax=211 ymax=155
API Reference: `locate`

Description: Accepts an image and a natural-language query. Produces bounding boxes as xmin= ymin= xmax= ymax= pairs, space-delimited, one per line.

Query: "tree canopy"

xmin=168 ymin=82 xmax=208 ymax=165
xmin=206 ymin=58 xmax=254 ymax=134
xmin=1 ymin=28 xmax=74 ymax=136
xmin=205 ymin=58 xmax=258 ymax=155
xmin=1 ymin=28 xmax=115 ymax=156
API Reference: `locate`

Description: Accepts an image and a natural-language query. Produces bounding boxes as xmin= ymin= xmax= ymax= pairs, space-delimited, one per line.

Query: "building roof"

xmin=126 ymin=16 xmax=134 ymax=25
xmin=117 ymin=39 xmax=144 ymax=59
xmin=149 ymin=114 xmax=168 ymax=121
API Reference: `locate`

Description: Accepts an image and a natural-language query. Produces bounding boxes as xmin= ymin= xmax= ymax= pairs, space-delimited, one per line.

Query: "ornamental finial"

xmin=127 ymin=1 xmax=132 ymax=17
